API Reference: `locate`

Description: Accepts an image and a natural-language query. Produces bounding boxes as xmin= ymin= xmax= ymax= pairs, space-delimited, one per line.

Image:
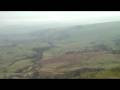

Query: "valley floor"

xmin=4 ymin=50 xmax=120 ymax=79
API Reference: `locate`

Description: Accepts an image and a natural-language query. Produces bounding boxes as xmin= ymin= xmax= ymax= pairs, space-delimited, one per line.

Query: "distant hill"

xmin=29 ymin=21 xmax=120 ymax=49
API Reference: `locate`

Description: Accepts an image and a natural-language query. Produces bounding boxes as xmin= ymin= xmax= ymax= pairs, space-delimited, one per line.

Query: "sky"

xmin=1 ymin=11 xmax=120 ymax=25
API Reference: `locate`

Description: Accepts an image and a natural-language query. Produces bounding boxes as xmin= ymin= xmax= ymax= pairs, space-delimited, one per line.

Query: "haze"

xmin=1 ymin=11 xmax=120 ymax=26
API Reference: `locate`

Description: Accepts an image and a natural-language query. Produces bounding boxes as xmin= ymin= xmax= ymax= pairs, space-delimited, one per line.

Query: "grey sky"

xmin=1 ymin=11 xmax=120 ymax=25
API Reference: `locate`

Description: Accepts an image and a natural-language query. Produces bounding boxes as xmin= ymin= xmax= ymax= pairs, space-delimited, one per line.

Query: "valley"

xmin=0 ymin=21 xmax=120 ymax=79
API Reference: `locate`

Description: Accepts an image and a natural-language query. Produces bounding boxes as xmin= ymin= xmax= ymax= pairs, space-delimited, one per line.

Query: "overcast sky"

xmin=1 ymin=11 xmax=120 ymax=25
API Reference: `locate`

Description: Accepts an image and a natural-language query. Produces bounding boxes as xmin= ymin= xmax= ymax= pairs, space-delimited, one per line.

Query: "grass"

xmin=0 ymin=21 xmax=120 ymax=78
xmin=79 ymin=66 xmax=120 ymax=79
xmin=6 ymin=59 xmax=33 ymax=73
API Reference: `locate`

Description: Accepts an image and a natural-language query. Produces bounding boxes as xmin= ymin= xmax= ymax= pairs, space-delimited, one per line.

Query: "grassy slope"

xmin=35 ymin=21 xmax=120 ymax=78
xmin=0 ymin=21 xmax=120 ymax=78
xmin=43 ymin=21 xmax=120 ymax=59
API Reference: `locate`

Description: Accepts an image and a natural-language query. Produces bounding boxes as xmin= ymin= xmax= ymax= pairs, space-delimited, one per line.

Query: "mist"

xmin=0 ymin=11 xmax=120 ymax=35
xmin=1 ymin=11 xmax=120 ymax=26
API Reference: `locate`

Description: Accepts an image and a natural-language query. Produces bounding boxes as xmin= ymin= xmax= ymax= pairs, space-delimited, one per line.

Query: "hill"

xmin=0 ymin=21 xmax=120 ymax=78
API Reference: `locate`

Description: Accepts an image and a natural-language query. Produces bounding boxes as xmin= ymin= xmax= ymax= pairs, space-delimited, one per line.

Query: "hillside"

xmin=0 ymin=21 xmax=120 ymax=79
xmin=34 ymin=21 xmax=120 ymax=59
